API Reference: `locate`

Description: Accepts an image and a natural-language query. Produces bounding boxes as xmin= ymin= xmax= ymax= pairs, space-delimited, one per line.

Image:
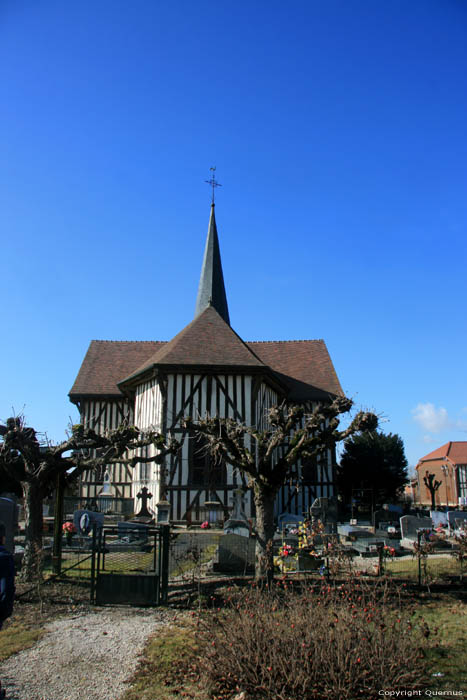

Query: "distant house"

xmin=415 ymin=442 xmax=467 ymax=507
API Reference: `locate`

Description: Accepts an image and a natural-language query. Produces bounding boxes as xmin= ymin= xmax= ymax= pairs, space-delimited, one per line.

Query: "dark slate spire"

xmin=195 ymin=204 xmax=230 ymax=325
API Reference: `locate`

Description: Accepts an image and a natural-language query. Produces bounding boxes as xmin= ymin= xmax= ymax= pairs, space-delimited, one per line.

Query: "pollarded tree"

xmin=337 ymin=431 xmax=409 ymax=507
xmin=0 ymin=417 xmax=179 ymax=581
xmin=423 ymin=471 xmax=442 ymax=510
xmin=182 ymin=396 xmax=378 ymax=580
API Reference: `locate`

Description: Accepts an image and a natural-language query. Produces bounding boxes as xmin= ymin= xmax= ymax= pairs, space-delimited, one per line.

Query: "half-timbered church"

xmin=69 ymin=202 xmax=343 ymax=522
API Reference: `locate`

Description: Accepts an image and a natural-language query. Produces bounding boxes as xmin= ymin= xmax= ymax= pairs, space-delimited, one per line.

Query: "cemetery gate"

xmin=90 ymin=524 xmax=170 ymax=606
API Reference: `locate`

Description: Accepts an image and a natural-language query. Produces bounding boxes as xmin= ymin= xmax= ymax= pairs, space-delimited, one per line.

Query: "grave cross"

xmin=136 ymin=486 xmax=153 ymax=518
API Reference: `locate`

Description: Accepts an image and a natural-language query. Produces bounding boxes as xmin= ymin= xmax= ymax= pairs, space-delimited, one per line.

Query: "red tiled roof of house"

xmin=69 ymin=309 xmax=342 ymax=402
xmin=417 ymin=441 xmax=467 ymax=465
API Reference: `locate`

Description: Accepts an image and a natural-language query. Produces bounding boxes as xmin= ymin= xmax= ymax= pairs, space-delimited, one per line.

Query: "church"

xmin=69 ymin=201 xmax=343 ymax=522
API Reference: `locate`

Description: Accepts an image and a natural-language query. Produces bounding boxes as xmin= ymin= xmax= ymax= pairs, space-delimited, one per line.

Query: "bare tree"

xmin=423 ymin=470 xmax=442 ymax=510
xmin=0 ymin=417 xmax=179 ymax=581
xmin=182 ymin=396 xmax=378 ymax=580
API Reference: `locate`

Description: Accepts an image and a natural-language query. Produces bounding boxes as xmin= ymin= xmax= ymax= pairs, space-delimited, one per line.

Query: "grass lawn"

xmin=384 ymin=554 xmax=463 ymax=582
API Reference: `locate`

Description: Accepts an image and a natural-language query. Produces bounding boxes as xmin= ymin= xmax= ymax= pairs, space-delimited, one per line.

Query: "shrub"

xmin=195 ymin=578 xmax=429 ymax=700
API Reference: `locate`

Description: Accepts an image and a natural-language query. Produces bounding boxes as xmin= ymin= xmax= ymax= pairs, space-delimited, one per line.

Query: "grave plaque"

xmin=73 ymin=509 xmax=105 ymax=536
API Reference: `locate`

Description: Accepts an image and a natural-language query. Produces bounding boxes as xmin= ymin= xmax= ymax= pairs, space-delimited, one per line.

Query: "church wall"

xmin=165 ymin=372 xmax=257 ymax=521
xmin=132 ymin=378 xmax=165 ymax=511
xmin=79 ymin=398 xmax=134 ymax=500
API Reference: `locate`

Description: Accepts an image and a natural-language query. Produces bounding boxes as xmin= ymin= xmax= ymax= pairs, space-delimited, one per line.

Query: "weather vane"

xmin=205 ymin=166 xmax=222 ymax=204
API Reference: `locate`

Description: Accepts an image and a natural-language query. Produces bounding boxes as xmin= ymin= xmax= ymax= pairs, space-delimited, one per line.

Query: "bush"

xmin=195 ymin=578 xmax=429 ymax=699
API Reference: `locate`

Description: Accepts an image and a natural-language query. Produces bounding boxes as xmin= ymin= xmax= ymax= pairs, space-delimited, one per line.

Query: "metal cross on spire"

xmin=205 ymin=166 xmax=222 ymax=204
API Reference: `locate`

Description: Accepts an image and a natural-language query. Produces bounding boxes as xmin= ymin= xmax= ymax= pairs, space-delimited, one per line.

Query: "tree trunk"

xmin=22 ymin=481 xmax=45 ymax=582
xmin=253 ymin=484 xmax=277 ymax=583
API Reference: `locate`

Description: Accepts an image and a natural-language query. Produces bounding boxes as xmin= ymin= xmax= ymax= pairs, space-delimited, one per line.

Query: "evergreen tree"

xmin=337 ymin=431 xmax=409 ymax=506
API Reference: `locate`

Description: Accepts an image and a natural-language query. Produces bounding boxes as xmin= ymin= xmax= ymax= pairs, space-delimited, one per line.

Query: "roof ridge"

xmin=247 ymin=339 xmax=324 ymax=344
xmin=91 ymin=339 xmax=167 ymax=344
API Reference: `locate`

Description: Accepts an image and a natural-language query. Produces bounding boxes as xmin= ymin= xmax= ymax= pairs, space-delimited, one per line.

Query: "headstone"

xmin=0 ymin=497 xmax=18 ymax=554
xmin=277 ymin=513 xmax=303 ymax=531
xmin=136 ymin=486 xmax=153 ymax=518
xmin=447 ymin=511 xmax=467 ymax=530
xmin=224 ymin=489 xmax=250 ymax=537
xmin=430 ymin=511 xmax=448 ymax=528
xmin=399 ymin=515 xmax=432 ymax=540
xmin=73 ymin=509 xmax=105 ymax=537
xmin=214 ymin=533 xmax=256 ymax=573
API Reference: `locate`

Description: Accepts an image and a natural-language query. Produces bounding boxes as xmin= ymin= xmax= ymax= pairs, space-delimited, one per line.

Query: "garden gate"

xmin=90 ymin=524 xmax=170 ymax=606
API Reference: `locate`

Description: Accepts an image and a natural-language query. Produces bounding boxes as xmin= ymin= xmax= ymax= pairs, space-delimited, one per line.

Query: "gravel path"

xmin=0 ymin=607 xmax=180 ymax=700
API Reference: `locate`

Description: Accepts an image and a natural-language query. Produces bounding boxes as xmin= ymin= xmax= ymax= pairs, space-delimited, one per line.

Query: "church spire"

xmin=195 ymin=203 xmax=230 ymax=325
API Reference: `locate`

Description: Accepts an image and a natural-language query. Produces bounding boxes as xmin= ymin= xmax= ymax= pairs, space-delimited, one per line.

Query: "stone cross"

xmin=136 ymin=486 xmax=153 ymax=518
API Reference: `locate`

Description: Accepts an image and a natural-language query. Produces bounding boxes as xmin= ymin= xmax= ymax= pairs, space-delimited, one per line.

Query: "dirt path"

xmin=0 ymin=607 xmax=178 ymax=700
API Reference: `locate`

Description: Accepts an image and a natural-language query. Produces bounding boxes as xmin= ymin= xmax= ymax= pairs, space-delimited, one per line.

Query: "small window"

xmin=189 ymin=434 xmax=226 ymax=488
xmin=301 ymin=457 xmax=318 ymax=484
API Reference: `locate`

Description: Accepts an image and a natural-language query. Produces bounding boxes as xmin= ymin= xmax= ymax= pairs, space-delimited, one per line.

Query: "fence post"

xmin=90 ymin=524 xmax=97 ymax=604
xmin=52 ymin=472 xmax=65 ymax=575
xmin=377 ymin=543 xmax=384 ymax=576
xmin=417 ymin=530 xmax=422 ymax=587
xmin=160 ymin=525 xmax=170 ymax=604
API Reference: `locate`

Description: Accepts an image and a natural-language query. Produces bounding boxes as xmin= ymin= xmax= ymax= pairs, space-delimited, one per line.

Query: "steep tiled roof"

xmin=69 ymin=328 xmax=342 ymax=402
xmin=247 ymin=340 xmax=342 ymax=400
xmin=121 ymin=306 xmax=264 ymax=385
xmin=418 ymin=441 xmax=467 ymax=465
xmin=69 ymin=341 xmax=165 ymax=397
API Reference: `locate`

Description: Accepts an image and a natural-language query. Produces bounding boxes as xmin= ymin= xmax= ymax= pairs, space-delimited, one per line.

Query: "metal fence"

xmin=90 ymin=525 xmax=169 ymax=606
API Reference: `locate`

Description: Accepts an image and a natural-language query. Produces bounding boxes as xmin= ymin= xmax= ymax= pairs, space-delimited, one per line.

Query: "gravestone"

xmin=399 ymin=515 xmax=432 ymax=540
xmin=430 ymin=511 xmax=448 ymax=528
xmin=73 ymin=509 xmax=105 ymax=537
xmin=136 ymin=486 xmax=153 ymax=519
xmin=277 ymin=513 xmax=303 ymax=531
xmin=214 ymin=533 xmax=256 ymax=573
xmin=447 ymin=511 xmax=467 ymax=530
xmin=0 ymin=496 xmax=18 ymax=554
xmin=224 ymin=489 xmax=250 ymax=537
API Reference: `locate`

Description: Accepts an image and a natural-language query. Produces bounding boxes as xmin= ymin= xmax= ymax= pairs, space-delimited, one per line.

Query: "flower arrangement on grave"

xmin=298 ymin=519 xmax=325 ymax=557
xmin=200 ymin=520 xmax=210 ymax=529
xmin=62 ymin=521 xmax=76 ymax=545
xmin=383 ymin=545 xmax=396 ymax=559
xmin=278 ymin=543 xmax=294 ymax=558
xmin=274 ymin=543 xmax=296 ymax=573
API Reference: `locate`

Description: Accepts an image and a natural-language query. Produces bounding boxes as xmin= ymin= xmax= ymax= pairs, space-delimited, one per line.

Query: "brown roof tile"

xmin=69 ymin=313 xmax=342 ymax=402
xmin=247 ymin=340 xmax=343 ymax=400
xmin=123 ymin=306 xmax=264 ymax=382
xmin=69 ymin=341 xmax=165 ymax=397
xmin=418 ymin=441 xmax=467 ymax=465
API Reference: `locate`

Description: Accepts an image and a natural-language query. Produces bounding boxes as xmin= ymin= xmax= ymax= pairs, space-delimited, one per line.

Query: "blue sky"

xmin=1 ymin=0 xmax=466 ymax=470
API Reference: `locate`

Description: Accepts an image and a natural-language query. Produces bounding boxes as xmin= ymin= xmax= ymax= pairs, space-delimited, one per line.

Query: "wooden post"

xmin=52 ymin=472 xmax=65 ymax=575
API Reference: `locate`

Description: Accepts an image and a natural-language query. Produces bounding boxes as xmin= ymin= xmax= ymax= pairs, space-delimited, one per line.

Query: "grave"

xmin=447 ymin=510 xmax=467 ymax=530
xmin=117 ymin=521 xmax=149 ymax=543
xmin=73 ymin=509 xmax=105 ymax=538
xmin=214 ymin=533 xmax=256 ymax=573
xmin=0 ymin=496 xmax=18 ymax=554
xmin=399 ymin=514 xmax=432 ymax=549
xmin=224 ymin=489 xmax=250 ymax=537
xmin=431 ymin=511 xmax=448 ymax=528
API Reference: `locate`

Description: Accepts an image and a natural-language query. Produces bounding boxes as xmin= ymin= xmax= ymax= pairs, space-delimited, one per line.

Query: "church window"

xmin=301 ymin=457 xmax=318 ymax=484
xmin=189 ymin=434 xmax=226 ymax=488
